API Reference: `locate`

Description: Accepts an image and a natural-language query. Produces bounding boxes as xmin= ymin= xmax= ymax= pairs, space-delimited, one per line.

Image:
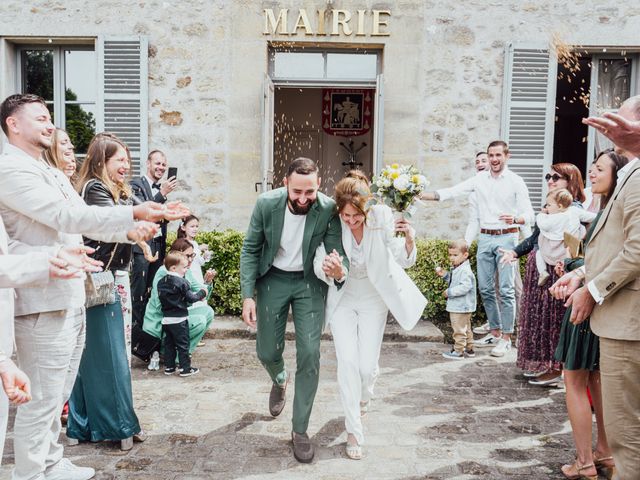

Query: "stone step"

xmin=205 ymin=315 xmax=444 ymax=343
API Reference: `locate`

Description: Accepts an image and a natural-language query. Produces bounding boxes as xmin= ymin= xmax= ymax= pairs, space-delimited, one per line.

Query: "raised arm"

xmin=0 ymin=167 xmax=135 ymax=235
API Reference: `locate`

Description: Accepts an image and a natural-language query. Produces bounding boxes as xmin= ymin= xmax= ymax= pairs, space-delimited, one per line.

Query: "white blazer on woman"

xmin=314 ymin=205 xmax=427 ymax=330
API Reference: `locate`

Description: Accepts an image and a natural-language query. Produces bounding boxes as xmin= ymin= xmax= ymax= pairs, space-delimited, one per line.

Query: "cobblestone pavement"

xmin=2 ymin=339 xmax=578 ymax=479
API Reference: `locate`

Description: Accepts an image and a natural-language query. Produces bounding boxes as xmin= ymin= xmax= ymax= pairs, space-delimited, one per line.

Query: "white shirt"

xmin=348 ymin=234 xmax=368 ymax=279
xmin=272 ymin=207 xmax=306 ymax=271
xmin=537 ymin=207 xmax=597 ymax=241
xmin=437 ymin=168 xmax=535 ymax=231
xmin=145 ymin=175 xmax=160 ymax=196
xmin=188 ymin=239 xmax=206 ymax=285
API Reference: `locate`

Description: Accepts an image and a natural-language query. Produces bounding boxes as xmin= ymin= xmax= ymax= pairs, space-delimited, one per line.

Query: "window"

xmin=19 ymin=46 xmax=97 ymax=155
xmin=269 ymin=48 xmax=380 ymax=83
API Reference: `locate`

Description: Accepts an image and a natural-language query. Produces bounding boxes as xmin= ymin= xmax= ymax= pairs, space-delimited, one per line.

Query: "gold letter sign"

xmin=263 ymin=8 xmax=391 ymax=36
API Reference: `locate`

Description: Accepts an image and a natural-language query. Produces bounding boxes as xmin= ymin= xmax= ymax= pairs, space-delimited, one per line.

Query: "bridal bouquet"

xmin=370 ymin=163 xmax=429 ymax=235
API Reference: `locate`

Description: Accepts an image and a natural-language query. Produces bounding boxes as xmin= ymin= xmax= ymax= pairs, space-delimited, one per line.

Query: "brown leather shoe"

xmin=268 ymin=373 xmax=289 ymax=417
xmin=291 ymin=431 xmax=314 ymax=463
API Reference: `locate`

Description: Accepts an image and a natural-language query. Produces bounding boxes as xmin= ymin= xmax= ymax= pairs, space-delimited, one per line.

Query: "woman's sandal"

xmin=345 ymin=442 xmax=362 ymax=460
xmin=593 ymin=454 xmax=616 ymax=480
xmin=561 ymin=461 xmax=597 ymax=480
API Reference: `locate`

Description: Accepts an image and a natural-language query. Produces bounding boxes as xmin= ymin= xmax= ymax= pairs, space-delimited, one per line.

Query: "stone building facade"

xmin=1 ymin=1 xmax=639 ymax=237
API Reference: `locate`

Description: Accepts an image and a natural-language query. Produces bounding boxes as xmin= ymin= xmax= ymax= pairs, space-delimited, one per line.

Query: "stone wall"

xmin=1 ymin=0 xmax=639 ymax=237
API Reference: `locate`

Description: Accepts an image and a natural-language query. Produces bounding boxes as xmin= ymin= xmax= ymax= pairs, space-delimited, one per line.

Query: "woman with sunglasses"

xmin=500 ymin=163 xmax=587 ymax=386
xmin=142 ymin=238 xmax=216 ymax=356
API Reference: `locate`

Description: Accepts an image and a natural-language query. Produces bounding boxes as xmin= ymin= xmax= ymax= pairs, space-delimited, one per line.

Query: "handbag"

xmin=81 ymin=179 xmax=118 ymax=307
xmin=84 ymin=246 xmax=118 ymax=307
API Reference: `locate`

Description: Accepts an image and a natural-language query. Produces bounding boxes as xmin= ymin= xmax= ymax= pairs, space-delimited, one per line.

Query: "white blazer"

xmin=314 ymin=205 xmax=427 ymax=331
xmin=0 ymin=143 xmax=135 ymax=316
xmin=0 ymin=216 xmax=50 ymax=357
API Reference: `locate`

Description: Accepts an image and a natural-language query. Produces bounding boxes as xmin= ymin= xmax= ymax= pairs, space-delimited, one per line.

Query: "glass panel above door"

xmin=326 ymin=53 xmax=377 ymax=79
xmin=273 ymin=52 xmax=324 ymax=78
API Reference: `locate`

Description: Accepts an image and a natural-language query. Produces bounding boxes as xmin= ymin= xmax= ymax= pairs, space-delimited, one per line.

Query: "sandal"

xmin=345 ymin=442 xmax=362 ymax=460
xmin=561 ymin=461 xmax=597 ymax=480
xmin=593 ymin=453 xmax=616 ymax=480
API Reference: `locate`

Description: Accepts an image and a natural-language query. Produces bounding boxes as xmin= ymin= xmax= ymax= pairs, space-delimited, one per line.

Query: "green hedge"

xmin=168 ymin=231 xmax=527 ymax=336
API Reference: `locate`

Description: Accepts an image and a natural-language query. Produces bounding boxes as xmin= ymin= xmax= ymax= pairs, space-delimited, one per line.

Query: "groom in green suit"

xmin=240 ymin=157 xmax=347 ymax=463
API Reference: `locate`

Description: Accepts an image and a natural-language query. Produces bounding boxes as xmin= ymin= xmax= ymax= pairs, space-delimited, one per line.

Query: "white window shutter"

xmin=501 ymin=43 xmax=557 ymax=210
xmin=96 ymin=36 xmax=148 ymax=176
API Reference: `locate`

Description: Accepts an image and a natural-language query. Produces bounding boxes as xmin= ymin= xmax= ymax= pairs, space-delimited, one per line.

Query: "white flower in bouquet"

xmin=393 ymin=174 xmax=411 ymax=192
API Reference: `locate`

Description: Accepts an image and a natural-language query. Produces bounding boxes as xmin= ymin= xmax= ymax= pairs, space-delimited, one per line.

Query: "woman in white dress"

xmin=315 ymin=171 xmax=427 ymax=460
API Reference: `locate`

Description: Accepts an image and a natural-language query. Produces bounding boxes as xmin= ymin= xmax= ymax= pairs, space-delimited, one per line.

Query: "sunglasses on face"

xmin=545 ymin=173 xmax=565 ymax=182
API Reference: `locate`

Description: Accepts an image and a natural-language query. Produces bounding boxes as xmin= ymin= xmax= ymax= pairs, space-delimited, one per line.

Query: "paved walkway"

xmin=2 ymin=338 xmax=576 ymax=479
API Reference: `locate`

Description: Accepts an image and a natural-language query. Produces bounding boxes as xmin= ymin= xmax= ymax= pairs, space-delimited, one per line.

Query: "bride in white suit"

xmin=315 ymin=171 xmax=427 ymax=460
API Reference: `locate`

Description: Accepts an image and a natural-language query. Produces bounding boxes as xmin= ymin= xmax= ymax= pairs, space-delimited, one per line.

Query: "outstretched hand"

xmin=548 ymin=271 xmax=582 ymax=301
xmin=52 ymin=245 xmax=103 ymax=278
xmin=583 ymin=112 xmax=640 ymax=157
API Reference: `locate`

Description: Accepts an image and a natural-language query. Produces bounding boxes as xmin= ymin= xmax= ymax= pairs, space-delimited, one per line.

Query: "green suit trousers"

xmin=256 ymin=267 xmax=326 ymax=434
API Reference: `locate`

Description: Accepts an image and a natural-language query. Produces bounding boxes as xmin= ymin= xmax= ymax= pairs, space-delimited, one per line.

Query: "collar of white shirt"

xmin=167 ymin=271 xmax=183 ymax=278
xmin=145 ymin=175 xmax=160 ymax=190
xmin=2 ymin=141 xmax=42 ymax=164
xmin=488 ymin=166 xmax=510 ymax=179
xmin=618 ymin=157 xmax=639 ymax=179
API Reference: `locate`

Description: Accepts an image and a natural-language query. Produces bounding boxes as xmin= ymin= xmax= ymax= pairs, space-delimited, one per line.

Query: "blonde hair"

xmin=75 ymin=133 xmax=132 ymax=202
xmin=43 ymin=129 xmax=75 ymax=178
xmin=448 ymin=239 xmax=469 ymax=254
xmin=547 ymin=188 xmax=573 ymax=209
xmin=164 ymin=251 xmax=187 ymax=270
xmin=334 ymin=170 xmax=371 ymax=219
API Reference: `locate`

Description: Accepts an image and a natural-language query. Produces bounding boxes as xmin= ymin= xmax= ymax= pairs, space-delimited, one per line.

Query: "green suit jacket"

xmin=240 ymin=187 xmax=347 ymax=299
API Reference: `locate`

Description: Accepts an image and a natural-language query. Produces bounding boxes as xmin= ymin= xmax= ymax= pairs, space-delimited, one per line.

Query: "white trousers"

xmin=330 ymin=277 xmax=387 ymax=445
xmin=12 ymin=308 xmax=85 ymax=480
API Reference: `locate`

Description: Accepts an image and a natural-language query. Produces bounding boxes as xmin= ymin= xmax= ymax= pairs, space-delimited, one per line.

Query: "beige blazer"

xmin=0 ymin=143 xmax=135 ymax=316
xmin=0 ymin=216 xmax=50 ymax=357
xmin=586 ymin=161 xmax=640 ymax=341
xmin=315 ymin=205 xmax=428 ymax=331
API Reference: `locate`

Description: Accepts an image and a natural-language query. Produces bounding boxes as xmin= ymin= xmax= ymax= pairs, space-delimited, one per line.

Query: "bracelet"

xmin=574 ymin=268 xmax=585 ymax=280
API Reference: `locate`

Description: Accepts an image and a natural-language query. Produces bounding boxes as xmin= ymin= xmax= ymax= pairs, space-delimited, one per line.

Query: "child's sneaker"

xmin=537 ymin=271 xmax=550 ymax=287
xmin=442 ymin=349 xmax=465 ymax=360
xmin=164 ymin=367 xmax=177 ymax=375
xmin=179 ymin=367 xmax=200 ymax=377
xmin=464 ymin=349 xmax=476 ymax=358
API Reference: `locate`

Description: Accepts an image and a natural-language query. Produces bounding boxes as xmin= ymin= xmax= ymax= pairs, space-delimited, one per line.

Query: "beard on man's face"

xmin=287 ymin=194 xmax=315 ymax=215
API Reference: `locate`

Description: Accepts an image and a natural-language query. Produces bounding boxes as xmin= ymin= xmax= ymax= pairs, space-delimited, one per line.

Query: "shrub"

xmin=168 ymin=230 xmax=528 ymax=330
xmin=196 ymin=229 xmax=245 ymax=315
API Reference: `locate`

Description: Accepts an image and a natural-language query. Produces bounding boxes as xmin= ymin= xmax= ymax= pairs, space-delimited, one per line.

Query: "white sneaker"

xmin=472 ymin=322 xmax=491 ymax=335
xmin=490 ymin=338 xmax=512 ymax=357
xmin=475 ymin=333 xmax=501 ymax=348
xmin=45 ymin=458 xmax=95 ymax=480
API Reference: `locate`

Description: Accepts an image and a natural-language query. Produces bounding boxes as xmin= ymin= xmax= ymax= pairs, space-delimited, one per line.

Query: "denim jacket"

xmin=444 ymin=260 xmax=477 ymax=313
